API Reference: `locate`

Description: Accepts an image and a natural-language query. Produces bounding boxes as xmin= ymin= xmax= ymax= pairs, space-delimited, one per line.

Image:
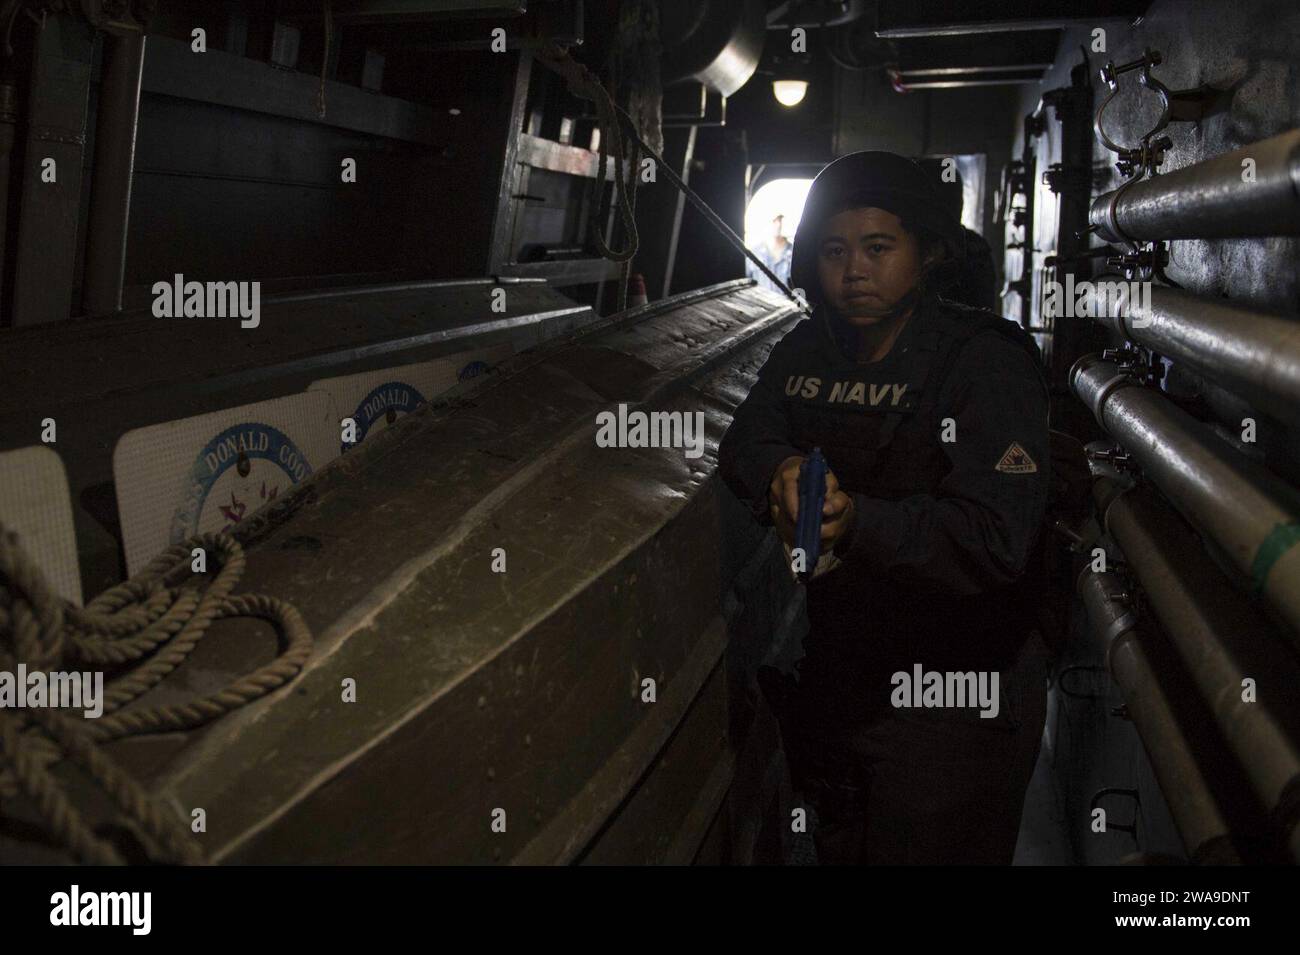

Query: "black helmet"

xmin=789 ymin=151 xmax=965 ymax=307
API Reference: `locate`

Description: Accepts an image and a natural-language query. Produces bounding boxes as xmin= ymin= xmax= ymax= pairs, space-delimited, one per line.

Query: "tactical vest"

xmin=789 ymin=299 xmax=1050 ymax=699
xmin=782 ymin=299 xmax=1046 ymax=505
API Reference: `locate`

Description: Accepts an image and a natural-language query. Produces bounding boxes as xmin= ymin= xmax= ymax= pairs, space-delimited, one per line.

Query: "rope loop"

xmin=0 ymin=523 xmax=313 ymax=864
xmin=536 ymin=42 xmax=639 ymax=264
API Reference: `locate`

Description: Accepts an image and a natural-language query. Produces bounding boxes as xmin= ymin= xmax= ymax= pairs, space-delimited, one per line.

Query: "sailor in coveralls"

xmin=719 ymin=151 xmax=1051 ymax=864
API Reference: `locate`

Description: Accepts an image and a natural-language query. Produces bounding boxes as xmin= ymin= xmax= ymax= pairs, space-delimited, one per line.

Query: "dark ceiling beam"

xmin=892 ymin=68 xmax=1048 ymax=89
xmin=765 ymin=0 xmax=871 ymax=29
xmin=874 ymin=0 xmax=1150 ymax=38
xmin=274 ymin=0 xmax=528 ymax=22
xmin=899 ymin=65 xmax=1053 ymax=77
xmin=891 ymin=30 xmax=1061 ymax=72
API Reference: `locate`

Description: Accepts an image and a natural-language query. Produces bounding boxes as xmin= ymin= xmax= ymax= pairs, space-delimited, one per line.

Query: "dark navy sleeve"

xmin=958 ymin=229 xmax=998 ymax=313
xmin=718 ymin=328 xmax=808 ymax=525
xmin=831 ymin=330 xmax=1050 ymax=594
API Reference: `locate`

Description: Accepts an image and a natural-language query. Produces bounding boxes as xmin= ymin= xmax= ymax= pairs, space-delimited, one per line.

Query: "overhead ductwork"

xmin=660 ymin=0 xmax=766 ymax=97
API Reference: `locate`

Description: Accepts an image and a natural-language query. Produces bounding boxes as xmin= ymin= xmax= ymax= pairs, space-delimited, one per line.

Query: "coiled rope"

xmin=0 ymin=524 xmax=313 ymax=864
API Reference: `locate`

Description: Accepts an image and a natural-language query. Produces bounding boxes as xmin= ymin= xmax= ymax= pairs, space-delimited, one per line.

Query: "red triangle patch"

xmin=995 ymin=441 xmax=1038 ymax=474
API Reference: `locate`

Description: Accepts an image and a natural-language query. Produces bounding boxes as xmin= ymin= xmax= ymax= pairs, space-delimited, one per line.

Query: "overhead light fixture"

xmin=773 ymin=79 xmax=808 ymax=107
xmin=772 ymin=56 xmax=811 ymax=108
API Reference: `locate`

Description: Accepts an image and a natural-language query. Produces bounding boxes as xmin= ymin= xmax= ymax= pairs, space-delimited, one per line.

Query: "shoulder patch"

xmin=995 ymin=441 xmax=1038 ymax=474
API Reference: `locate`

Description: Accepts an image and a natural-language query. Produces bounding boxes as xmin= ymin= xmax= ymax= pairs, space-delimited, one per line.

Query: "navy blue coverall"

xmin=718 ymin=287 xmax=1051 ymax=864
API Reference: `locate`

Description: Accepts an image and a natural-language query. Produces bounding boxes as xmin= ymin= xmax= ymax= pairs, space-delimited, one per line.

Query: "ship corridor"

xmin=1 ymin=0 xmax=1299 ymax=875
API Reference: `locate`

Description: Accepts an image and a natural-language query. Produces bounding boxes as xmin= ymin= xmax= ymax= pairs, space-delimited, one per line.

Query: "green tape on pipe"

xmin=1251 ymin=522 xmax=1300 ymax=593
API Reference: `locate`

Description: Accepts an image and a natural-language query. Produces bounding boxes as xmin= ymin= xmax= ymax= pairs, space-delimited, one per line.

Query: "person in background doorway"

xmin=747 ymin=213 xmax=794 ymax=293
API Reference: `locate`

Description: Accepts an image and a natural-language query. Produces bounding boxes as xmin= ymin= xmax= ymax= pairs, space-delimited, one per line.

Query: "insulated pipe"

xmin=1077 ymin=566 xmax=1238 ymax=863
xmin=1098 ymin=483 xmax=1300 ymax=862
xmin=1089 ymin=129 xmax=1300 ymax=242
xmin=82 ymin=33 xmax=146 ymax=316
xmin=1095 ymin=286 xmax=1300 ymax=424
xmin=1071 ymin=356 xmax=1300 ymax=637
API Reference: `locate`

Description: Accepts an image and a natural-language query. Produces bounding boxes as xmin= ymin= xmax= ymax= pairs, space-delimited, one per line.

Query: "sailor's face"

xmin=815 ymin=207 xmax=924 ymax=325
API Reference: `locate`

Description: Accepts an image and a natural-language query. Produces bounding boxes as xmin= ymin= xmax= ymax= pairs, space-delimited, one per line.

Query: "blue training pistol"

xmin=794 ymin=447 xmax=827 ymax=582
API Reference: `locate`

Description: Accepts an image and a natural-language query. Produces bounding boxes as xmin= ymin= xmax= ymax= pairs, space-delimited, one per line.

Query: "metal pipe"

xmin=0 ymin=80 xmax=18 ymax=324
xmin=82 ymin=33 xmax=146 ymax=316
xmin=1071 ymin=356 xmax=1300 ymax=636
xmin=1098 ymin=484 xmax=1300 ymax=862
xmin=1089 ymin=128 xmax=1300 ymax=242
xmin=266 ymin=277 xmax=537 ymax=305
xmin=661 ymin=125 xmax=697 ymax=299
xmin=1077 ymin=566 xmax=1238 ymax=863
xmin=1097 ymin=286 xmax=1300 ymax=424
